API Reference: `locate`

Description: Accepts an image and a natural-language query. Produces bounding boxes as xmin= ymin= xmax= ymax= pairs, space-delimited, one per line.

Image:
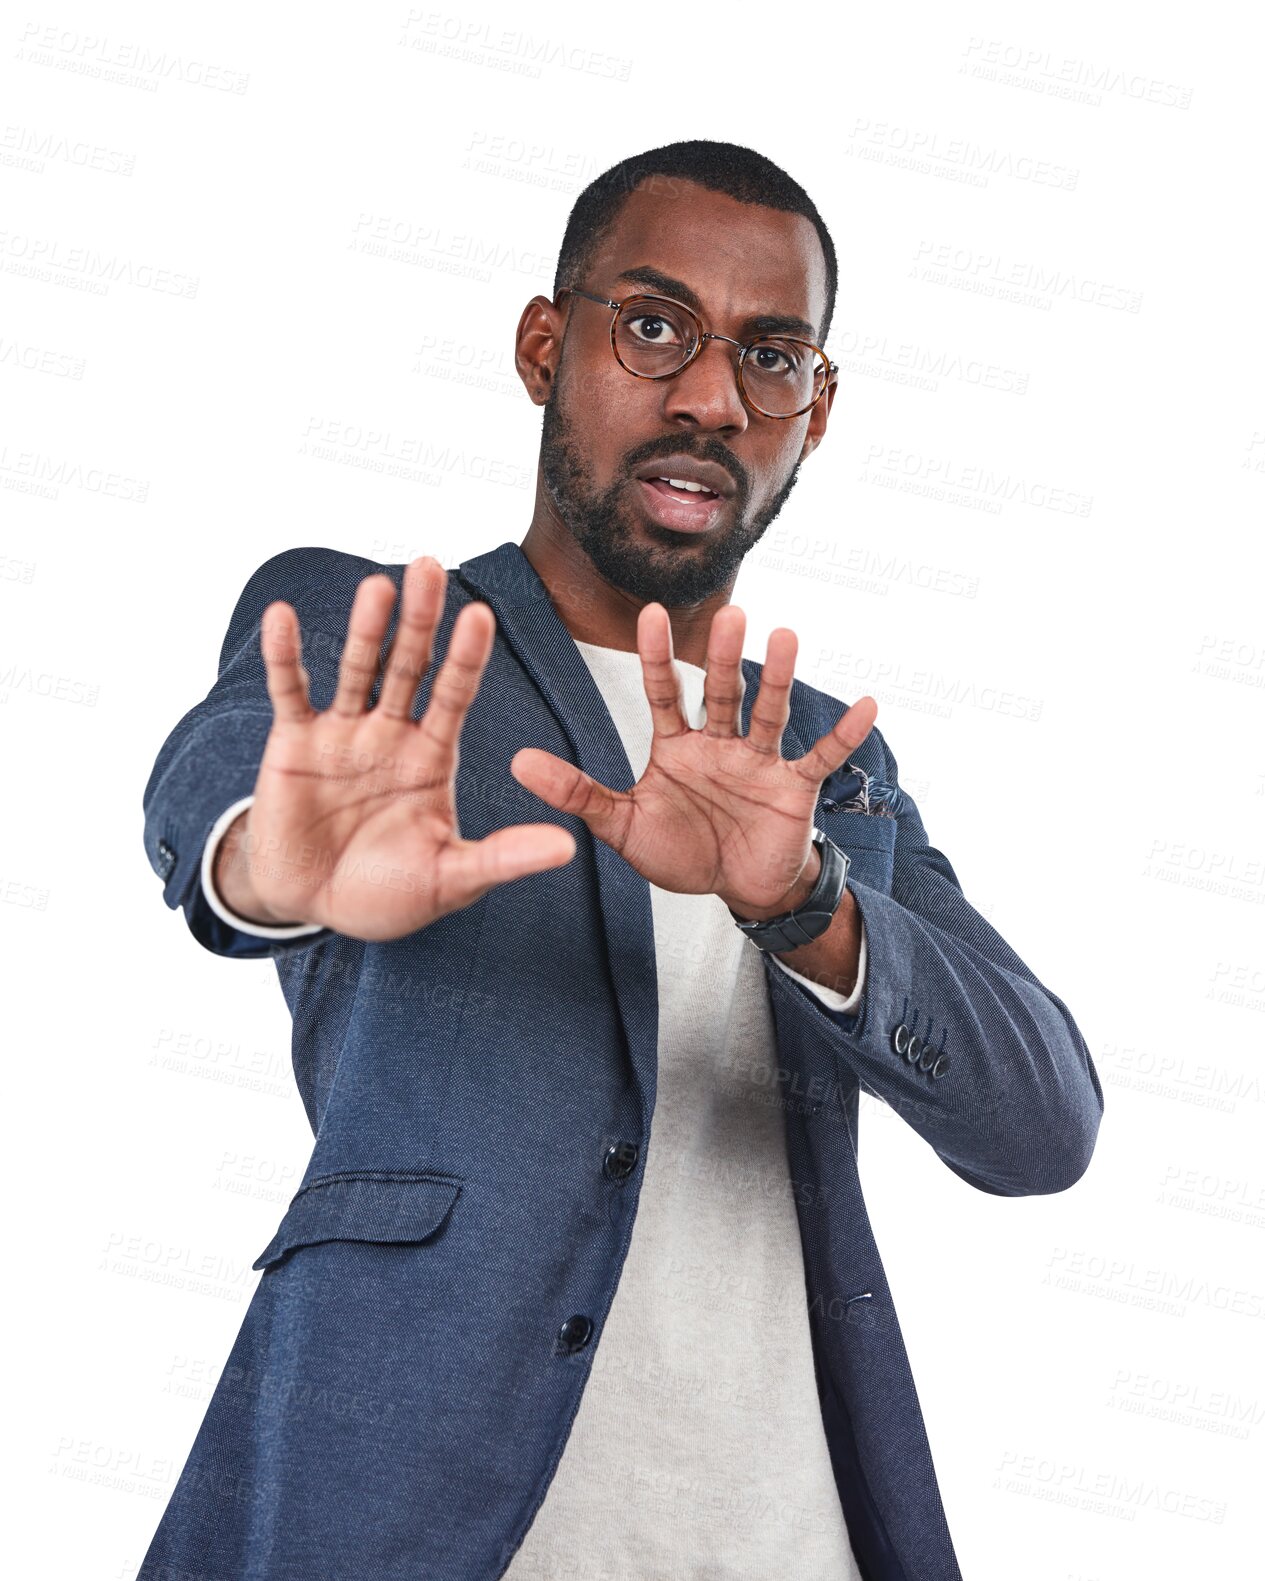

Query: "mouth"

xmin=633 ymin=475 xmax=729 ymax=534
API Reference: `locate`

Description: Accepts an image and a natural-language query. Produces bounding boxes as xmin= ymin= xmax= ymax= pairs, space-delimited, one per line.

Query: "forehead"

xmin=587 ymin=175 xmax=827 ymax=338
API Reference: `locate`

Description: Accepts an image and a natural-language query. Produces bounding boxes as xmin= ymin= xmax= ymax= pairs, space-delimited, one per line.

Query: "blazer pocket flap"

xmin=252 ymin=1172 xmax=463 ymax=1271
xmin=818 ymin=807 xmax=897 ymax=894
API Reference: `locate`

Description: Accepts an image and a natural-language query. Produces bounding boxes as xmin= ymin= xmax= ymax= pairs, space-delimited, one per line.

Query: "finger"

xmin=260 ymin=601 xmax=315 ymax=724
xmin=701 ymin=604 xmax=746 ymax=738
xmin=798 ymin=695 xmax=880 ymax=785
xmin=332 ymin=574 xmax=398 ymax=718
xmin=636 ymin=603 xmax=689 ymax=740
xmin=377 ymin=556 xmax=445 ymax=721
xmin=509 ymin=747 xmax=629 ymax=852
xmin=416 ymin=599 xmax=496 ymax=758
xmin=443 ymin=823 xmax=578 ymax=907
xmin=746 ymin=627 xmax=797 ymax=757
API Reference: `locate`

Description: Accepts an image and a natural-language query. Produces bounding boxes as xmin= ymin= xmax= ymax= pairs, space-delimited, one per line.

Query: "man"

xmin=139 ymin=139 xmax=1103 ymax=1580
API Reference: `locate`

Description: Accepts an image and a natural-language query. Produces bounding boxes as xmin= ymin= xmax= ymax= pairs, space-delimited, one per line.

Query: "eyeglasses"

xmin=556 ymin=285 xmax=837 ymax=420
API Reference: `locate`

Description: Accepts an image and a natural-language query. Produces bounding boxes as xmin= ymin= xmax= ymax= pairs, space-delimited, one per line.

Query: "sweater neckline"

xmin=574 ymin=638 xmax=708 ymax=677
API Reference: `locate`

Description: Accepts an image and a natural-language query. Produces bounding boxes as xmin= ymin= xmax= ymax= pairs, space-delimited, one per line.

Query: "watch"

xmin=727 ymin=827 xmax=850 ymax=953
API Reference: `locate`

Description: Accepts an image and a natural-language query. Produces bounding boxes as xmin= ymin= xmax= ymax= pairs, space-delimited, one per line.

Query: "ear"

xmin=798 ymin=371 xmax=838 ymax=463
xmin=515 ymin=295 xmax=567 ymax=406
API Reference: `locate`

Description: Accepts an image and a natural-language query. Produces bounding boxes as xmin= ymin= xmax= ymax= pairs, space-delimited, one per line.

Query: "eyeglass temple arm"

xmin=555 ymin=286 xmax=620 ymax=310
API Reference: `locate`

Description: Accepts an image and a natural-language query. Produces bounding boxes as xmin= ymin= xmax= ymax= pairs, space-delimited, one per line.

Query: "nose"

xmin=660 ymin=335 xmax=749 ymax=434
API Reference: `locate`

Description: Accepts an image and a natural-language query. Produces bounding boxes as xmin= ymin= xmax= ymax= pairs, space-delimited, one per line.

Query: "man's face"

xmin=538 ymin=176 xmax=833 ymax=608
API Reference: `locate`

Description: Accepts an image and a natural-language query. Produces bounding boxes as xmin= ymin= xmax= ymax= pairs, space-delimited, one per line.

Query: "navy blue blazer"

xmin=138 ymin=539 xmax=1104 ymax=1580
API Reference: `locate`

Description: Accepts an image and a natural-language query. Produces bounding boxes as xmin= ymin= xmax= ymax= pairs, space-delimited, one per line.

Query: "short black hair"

xmin=552 ymin=138 xmax=838 ymax=348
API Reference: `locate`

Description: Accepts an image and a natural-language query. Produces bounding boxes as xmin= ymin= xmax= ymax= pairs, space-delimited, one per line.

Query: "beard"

xmin=538 ymin=361 xmax=803 ymax=608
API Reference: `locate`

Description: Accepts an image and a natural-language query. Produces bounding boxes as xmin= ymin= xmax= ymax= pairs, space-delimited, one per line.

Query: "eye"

xmin=748 ymin=340 xmax=802 ymax=376
xmin=627 ymin=312 xmax=685 ymax=345
xmin=615 ymin=298 xmax=696 ymax=356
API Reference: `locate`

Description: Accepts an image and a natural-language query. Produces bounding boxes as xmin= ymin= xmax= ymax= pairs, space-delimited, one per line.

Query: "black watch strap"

xmin=727 ymin=829 xmax=850 ymax=953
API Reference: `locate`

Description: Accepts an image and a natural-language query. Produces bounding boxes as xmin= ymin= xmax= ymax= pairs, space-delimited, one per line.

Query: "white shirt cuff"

xmin=768 ymin=916 xmax=867 ymax=1012
xmin=201 ymin=795 xmax=325 ymax=939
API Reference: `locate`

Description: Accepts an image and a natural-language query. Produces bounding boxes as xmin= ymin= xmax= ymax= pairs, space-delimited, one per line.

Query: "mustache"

xmin=621 ymin=440 xmax=747 ymax=499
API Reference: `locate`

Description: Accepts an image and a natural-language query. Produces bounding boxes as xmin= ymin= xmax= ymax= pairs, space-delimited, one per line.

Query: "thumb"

xmin=510 ymin=747 xmax=624 ymax=847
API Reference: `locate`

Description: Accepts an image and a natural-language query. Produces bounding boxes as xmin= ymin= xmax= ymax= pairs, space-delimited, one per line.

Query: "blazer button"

xmin=906 ymin=1035 xmax=923 ymax=1063
xmin=931 ymin=1054 xmax=951 ymax=1079
xmin=557 ymin=1314 xmax=594 ymax=1355
xmin=892 ymin=1023 xmax=910 ymax=1055
xmin=603 ymin=1141 xmax=639 ymax=1181
xmin=156 ymin=839 xmax=177 ymax=880
xmin=917 ymin=1047 xmax=936 ymax=1073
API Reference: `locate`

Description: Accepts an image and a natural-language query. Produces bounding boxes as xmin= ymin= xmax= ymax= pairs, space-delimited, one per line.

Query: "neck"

xmin=519 ymin=477 xmax=735 ymax=668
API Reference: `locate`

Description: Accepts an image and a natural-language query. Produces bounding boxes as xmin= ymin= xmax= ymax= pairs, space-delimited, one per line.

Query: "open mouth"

xmin=635 ymin=476 xmax=727 ymax=533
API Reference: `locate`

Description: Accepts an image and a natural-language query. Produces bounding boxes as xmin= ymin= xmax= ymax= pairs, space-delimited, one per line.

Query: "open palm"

xmin=237 ymin=557 xmax=577 ymax=942
xmin=510 ymin=601 xmax=878 ymax=918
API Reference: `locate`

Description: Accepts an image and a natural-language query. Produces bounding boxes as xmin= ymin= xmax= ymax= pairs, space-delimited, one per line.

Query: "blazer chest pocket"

xmin=817 ymin=806 xmax=897 ymax=897
xmin=252 ymin=1170 xmax=463 ymax=1272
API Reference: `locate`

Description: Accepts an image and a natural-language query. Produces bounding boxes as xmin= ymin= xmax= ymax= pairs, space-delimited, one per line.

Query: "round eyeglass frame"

xmin=556 ymin=285 xmax=837 ymax=421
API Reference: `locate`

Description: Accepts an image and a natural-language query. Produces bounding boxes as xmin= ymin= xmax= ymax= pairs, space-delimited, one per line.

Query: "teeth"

xmin=656 ymin=476 xmax=714 ymax=495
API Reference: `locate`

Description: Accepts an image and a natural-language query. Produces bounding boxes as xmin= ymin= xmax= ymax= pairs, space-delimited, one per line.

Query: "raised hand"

xmin=509 ymin=601 xmax=878 ymax=921
xmin=219 ymin=556 xmax=577 ymax=941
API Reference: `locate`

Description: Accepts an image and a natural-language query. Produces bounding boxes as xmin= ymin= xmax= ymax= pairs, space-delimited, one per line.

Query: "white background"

xmin=4 ymin=2 xmax=1263 ymax=1576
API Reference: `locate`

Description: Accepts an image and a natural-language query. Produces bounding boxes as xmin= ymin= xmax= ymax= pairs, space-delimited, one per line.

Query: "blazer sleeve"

xmin=762 ymin=728 xmax=1105 ymax=1197
xmin=140 ymin=547 xmax=364 ymax=960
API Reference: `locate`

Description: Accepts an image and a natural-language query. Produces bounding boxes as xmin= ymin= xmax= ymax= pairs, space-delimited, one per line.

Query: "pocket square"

xmin=828 ymin=761 xmax=900 ymax=818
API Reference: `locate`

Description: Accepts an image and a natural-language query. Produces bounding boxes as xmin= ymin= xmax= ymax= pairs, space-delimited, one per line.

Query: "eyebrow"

xmin=614 ymin=265 xmax=820 ymax=343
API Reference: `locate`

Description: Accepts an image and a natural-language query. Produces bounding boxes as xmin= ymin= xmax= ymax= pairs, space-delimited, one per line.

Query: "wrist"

xmin=214 ymin=813 xmax=306 ymax=928
xmin=722 ymin=844 xmax=822 ymax=923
